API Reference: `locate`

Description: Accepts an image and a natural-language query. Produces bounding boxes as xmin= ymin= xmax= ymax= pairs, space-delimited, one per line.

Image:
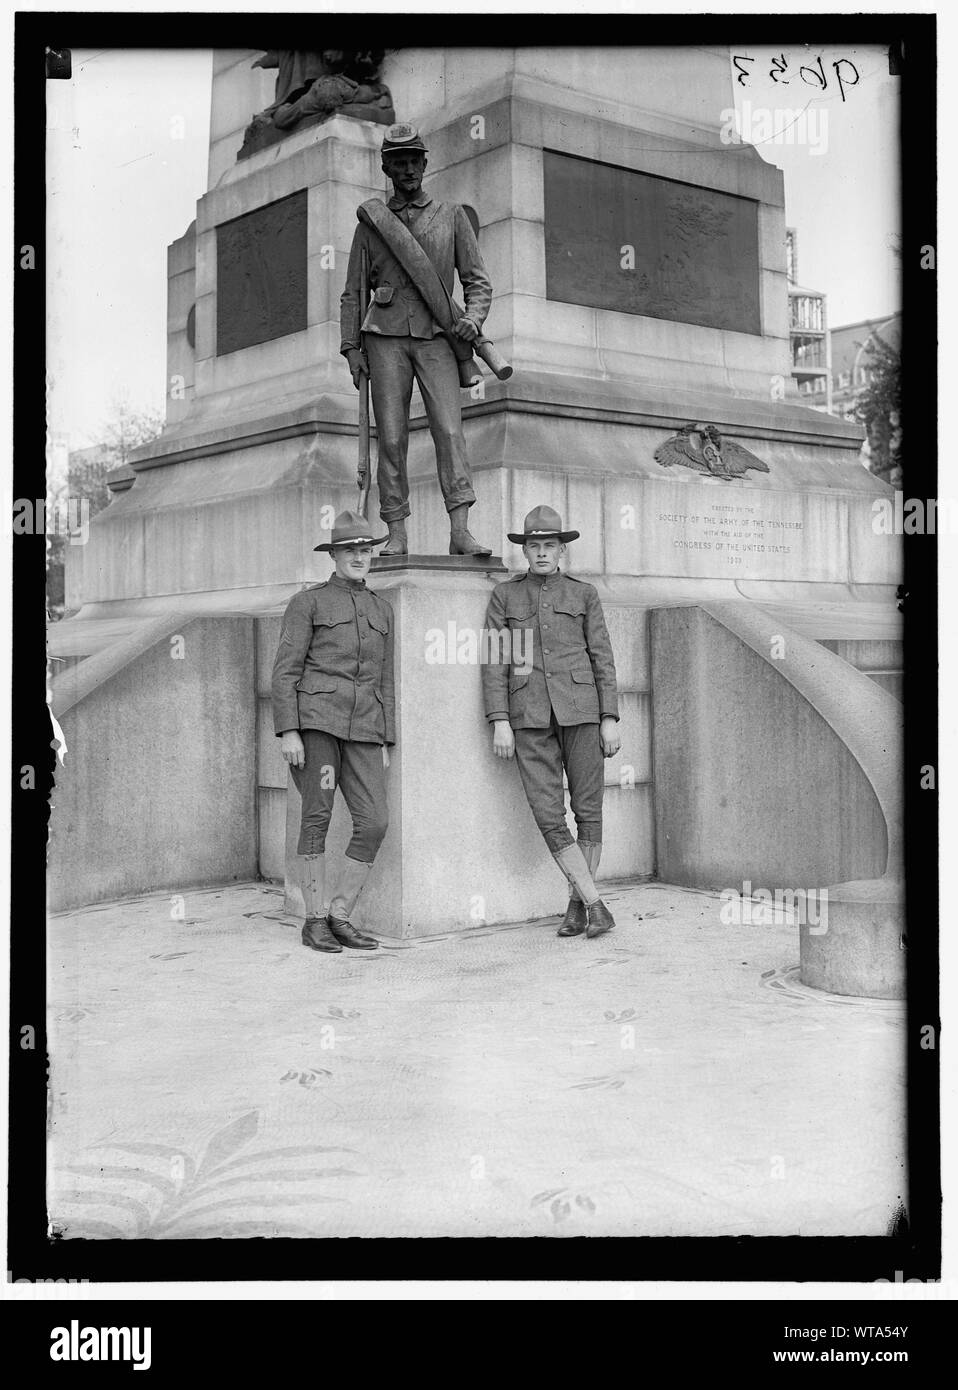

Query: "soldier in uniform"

xmin=481 ymin=506 xmax=621 ymax=939
xmin=340 ymin=122 xmax=493 ymax=557
xmin=272 ymin=511 xmax=395 ymax=953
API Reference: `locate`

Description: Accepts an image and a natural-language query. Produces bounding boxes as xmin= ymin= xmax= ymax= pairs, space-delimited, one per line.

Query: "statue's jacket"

xmin=340 ymin=194 xmax=492 ymax=353
xmin=272 ymin=574 xmax=396 ymax=745
xmin=481 ymin=572 xmax=620 ymax=730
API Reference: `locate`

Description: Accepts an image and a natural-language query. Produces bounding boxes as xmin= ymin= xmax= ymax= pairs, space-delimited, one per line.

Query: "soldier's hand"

xmin=452 ymin=317 xmax=479 ymax=343
xmin=346 ymin=349 xmax=369 ymax=389
xmin=382 ymin=746 xmax=391 ymax=769
xmin=599 ymin=717 xmax=620 ymax=759
xmin=492 ymin=720 xmax=515 ymax=760
xmin=281 ymin=730 xmax=306 ymax=768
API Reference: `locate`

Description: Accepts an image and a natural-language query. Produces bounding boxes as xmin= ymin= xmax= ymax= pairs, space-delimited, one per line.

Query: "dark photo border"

xmin=10 ymin=10 xmax=939 ymax=1295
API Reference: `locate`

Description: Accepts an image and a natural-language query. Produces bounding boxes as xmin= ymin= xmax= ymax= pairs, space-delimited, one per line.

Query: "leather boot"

xmin=557 ymin=895 xmax=587 ymax=937
xmin=302 ymin=917 xmax=343 ymax=952
xmin=381 ymin=519 xmax=408 ymax=556
xmin=327 ymin=918 xmax=379 ymax=949
xmin=577 ymin=841 xmax=613 ymax=936
xmin=586 ymin=898 xmax=615 ymax=939
xmin=448 ymin=504 xmax=492 ymax=557
xmin=557 ymin=840 xmax=602 ymax=936
xmin=328 ymin=857 xmax=378 ymax=948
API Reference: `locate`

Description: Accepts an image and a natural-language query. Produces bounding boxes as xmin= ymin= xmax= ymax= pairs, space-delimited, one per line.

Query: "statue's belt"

xmin=356 ymin=200 xmax=475 ymax=365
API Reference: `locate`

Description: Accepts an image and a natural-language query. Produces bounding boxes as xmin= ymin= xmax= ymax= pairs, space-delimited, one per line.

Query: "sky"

xmin=47 ymin=48 xmax=212 ymax=455
xmin=727 ymin=44 xmax=901 ymax=322
xmin=46 ymin=44 xmax=901 ymax=455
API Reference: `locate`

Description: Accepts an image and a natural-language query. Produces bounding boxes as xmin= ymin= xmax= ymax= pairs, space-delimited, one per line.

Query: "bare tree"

xmin=47 ymin=401 xmax=163 ymax=620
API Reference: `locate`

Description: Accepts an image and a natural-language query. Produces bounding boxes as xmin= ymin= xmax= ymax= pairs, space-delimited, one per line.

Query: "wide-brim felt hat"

xmin=507 ymin=504 xmax=579 ymax=545
xmin=314 ymin=510 xmax=389 ymax=552
xmin=381 ymin=122 xmax=428 ymax=156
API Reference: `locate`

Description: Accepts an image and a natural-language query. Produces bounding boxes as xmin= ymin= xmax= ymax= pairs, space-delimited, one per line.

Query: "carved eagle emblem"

xmin=654 ymin=423 xmax=770 ymax=481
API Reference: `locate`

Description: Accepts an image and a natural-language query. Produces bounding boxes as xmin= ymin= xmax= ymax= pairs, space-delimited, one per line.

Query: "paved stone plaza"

xmin=47 ymin=879 xmax=905 ymax=1241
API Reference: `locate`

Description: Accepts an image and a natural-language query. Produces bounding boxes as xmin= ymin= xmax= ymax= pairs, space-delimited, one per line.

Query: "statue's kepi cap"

xmin=314 ymin=510 xmax=389 ymax=551
xmin=507 ymin=504 xmax=579 ymax=545
xmin=381 ymin=122 xmax=428 ymax=156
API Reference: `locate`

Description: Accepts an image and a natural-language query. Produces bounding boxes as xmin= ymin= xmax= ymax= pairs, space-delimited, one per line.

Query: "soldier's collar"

xmin=387 ymin=192 xmax=432 ymax=211
xmin=329 ymin=572 xmax=367 ymax=591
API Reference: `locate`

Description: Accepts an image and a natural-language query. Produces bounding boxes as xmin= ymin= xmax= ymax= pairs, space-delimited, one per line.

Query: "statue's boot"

xmin=381 ymin=519 xmax=408 ymax=556
xmin=448 ymin=504 xmax=492 ymax=557
xmin=300 ymin=853 xmax=342 ymax=952
xmin=328 ymin=857 xmax=379 ymax=949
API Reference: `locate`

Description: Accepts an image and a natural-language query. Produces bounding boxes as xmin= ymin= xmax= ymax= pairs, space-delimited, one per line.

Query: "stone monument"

xmin=50 ymin=47 xmax=902 ymax=997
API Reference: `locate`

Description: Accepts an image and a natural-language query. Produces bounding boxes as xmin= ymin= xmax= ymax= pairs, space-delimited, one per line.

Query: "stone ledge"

xmin=130 ymin=369 xmax=864 ymax=473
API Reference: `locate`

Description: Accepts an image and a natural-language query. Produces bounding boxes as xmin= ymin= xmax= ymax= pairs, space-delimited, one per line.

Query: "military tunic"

xmin=272 ymin=574 xmax=395 ymax=744
xmin=481 ymin=571 xmax=619 ymax=729
xmin=272 ymin=574 xmax=395 ymax=861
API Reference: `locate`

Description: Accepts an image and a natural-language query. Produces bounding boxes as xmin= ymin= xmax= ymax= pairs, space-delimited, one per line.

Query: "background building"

xmin=786 ymin=227 xmax=831 ymax=412
xmin=830 ymin=313 xmax=901 ymax=419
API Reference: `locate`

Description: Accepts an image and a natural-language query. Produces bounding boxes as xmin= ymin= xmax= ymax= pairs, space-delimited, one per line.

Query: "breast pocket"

xmin=504 ymin=608 xmax=536 ymax=670
xmin=552 ymin=597 xmax=588 ymax=646
xmin=313 ymin=612 xmax=354 ymax=660
xmin=363 ymin=609 xmax=388 ymax=662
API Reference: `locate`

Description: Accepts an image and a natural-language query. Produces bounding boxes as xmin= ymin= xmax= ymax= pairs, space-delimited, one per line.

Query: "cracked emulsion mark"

xmin=531 ymin=1188 xmax=597 ymax=1223
xmin=280 ymin=1068 xmax=332 ymax=1087
xmin=53 ymin=1109 xmax=361 ymax=1239
xmin=569 ymin=1075 xmax=626 ymax=1091
xmin=760 ymin=966 xmax=905 ymax=1013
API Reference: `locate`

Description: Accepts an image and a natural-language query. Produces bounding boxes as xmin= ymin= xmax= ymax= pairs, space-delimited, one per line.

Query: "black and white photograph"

xmin=6 ymin=4 xmax=945 ymax=1312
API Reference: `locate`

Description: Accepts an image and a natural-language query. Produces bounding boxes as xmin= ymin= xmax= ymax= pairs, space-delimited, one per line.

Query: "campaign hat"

xmin=507 ymin=504 xmax=579 ymax=545
xmin=313 ymin=510 xmax=389 ymax=552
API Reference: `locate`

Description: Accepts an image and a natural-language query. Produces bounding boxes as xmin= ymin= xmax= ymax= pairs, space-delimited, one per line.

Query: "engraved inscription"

xmin=657 ymin=499 xmax=805 ymax=569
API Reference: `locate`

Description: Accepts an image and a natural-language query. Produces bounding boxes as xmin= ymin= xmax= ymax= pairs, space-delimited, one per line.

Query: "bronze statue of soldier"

xmin=340 ymin=123 xmax=495 ymax=557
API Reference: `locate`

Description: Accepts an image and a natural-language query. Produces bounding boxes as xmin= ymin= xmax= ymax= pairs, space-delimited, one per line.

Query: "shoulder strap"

xmin=357 ymin=200 xmax=474 ymax=365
